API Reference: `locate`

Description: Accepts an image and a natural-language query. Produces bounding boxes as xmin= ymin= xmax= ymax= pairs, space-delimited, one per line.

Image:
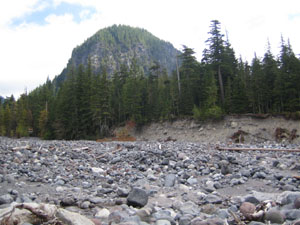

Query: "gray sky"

xmin=1 ymin=0 xmax=300 ymax=98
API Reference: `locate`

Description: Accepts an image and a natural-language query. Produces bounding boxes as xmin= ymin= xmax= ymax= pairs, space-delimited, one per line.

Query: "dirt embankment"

xmin=131 ymin=115 xmax=300 ymax=144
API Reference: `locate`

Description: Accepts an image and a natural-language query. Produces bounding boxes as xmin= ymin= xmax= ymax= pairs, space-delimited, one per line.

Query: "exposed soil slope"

xmin=134 ymin=115 xmax=300 ymax=144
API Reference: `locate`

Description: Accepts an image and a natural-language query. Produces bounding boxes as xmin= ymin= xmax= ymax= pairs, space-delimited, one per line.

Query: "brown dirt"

xmin=129 ymin=115 xmax=300 ymax=144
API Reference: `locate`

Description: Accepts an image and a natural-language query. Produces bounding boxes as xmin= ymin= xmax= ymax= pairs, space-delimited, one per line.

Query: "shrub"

xmin=193 ymin=105 xmax=223 ymax=121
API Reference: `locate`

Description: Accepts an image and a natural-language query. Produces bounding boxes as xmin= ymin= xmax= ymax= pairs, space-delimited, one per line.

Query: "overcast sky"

xmin=1 ymin=0 xmax=300 ymax=98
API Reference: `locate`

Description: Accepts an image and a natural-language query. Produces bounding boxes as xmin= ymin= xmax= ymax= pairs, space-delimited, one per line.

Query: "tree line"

xmin=1 ymin=20 xmax=300 ymax=140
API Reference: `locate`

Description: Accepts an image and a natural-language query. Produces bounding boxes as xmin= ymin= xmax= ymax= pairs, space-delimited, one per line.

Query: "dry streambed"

xmin=0 ymin=137 xmax=300 ymax=225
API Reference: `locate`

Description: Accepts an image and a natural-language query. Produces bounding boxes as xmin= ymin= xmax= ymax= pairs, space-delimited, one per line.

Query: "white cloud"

xmin=1 ymin=0 xmax=300 ymax=97
xmin=0 ymin=0 xmax=39 ymax=26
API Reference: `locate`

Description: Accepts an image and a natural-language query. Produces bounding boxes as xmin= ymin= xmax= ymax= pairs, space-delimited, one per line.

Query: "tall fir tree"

xmin=262 ymin=41 xmax=279 ymax=112
xmin=278 ymin=37 xmax=300 ymax=111
xmin=203 ymin=20 xmax=226 ymax=105
xmin=179 ymin=46 xmax=199 ymax=115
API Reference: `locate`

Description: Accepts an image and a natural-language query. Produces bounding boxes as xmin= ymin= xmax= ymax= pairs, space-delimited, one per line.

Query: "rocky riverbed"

xmin=0 ymin=136 xmax=300 ymax=225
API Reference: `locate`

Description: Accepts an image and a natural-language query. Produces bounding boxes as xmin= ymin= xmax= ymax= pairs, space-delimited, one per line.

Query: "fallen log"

xmin=12 ymin=145 xmax=31 ymax=151
xmin=73 ymin=147 xmax=89 ymax=151
xmin=95 ymin=144 xmax=123 ymax=159
xmin=216 ymin=146 xmax=300 ymax=152
xmin=293 ymin=175 xmax=300 ymax=180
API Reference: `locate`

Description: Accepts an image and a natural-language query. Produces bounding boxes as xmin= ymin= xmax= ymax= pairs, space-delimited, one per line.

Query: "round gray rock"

xmin=295 ymin=197 xmax=300 ymax=209
xmin=264 ymin=208 xmax=285 ymax=224
xmin=0 ymin=194 xmax=14 ymax=205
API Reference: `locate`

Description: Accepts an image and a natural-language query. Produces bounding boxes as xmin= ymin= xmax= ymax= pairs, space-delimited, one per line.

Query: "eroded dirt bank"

xmin=134 ymin=115 xmax=300 ymax=144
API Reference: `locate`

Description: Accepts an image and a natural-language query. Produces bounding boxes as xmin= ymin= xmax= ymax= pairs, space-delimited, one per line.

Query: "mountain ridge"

xmin=56 ymin=24 xmax=181 ymax=83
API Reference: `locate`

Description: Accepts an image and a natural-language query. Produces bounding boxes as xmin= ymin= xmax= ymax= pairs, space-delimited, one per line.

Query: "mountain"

xmin=56 ymin=25 xmax=181 ymax=82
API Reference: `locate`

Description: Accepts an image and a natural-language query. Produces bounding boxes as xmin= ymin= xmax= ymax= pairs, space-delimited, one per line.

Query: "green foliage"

xmin=193 ymin=105 xmax=223 ymax=121
xmin=192 ymin=105 xmax=202 ymax=120
xmin=2 ymin=21 xmax=300 ymax=140
xmin=203 ymin=105 xmax=223 ymax=120
xmin=57 ymin=25 xmax=180 ymax=86
xmin=178 ymin=46 xmax=200 ymax=115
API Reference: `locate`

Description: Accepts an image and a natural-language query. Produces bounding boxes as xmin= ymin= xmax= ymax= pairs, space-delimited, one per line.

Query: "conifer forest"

xmin=1 ymin=20 xmax=300 ymax=140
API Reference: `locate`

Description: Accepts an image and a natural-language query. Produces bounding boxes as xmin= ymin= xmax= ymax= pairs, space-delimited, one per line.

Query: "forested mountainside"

xmin=1 ymin=21 xmax=300 ymax=140
xmin=55 ymin=25 xmax=180 ymax=84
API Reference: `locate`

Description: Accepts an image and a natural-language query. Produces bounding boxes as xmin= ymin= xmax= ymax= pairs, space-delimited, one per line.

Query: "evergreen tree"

xmin=231 ymin=75 xmax=249 ymax=114
xmin=75 ymin=64 xmax=92 ymax=138
xmin=54 ymin=66 xmax=78 ymax=139
xmin=224 ymin=77 xmax=232 ymax=113
xmin=122 ymin=58 xmax=145 ymax=125
xmin=193 ymin=66 xmax=222 ymax=120
xmin=0 ymin=104 xmax=4 ymax=135
xmin=249 ymin=55 xmax=266 ymax=113
xmin=110 ymin=64 xmax=129 ymax=124
xmin=146 ymin=62 xmax=160 ymax=121
xmin=278 ymin=37 xmax=300 ymax=111
xmin=3 ymin=104 xmax=11 ymax=136
xmin=157 ymin=69 xmax=172 ymax=120
xmin=203 ymin=20 xmax=226 ymax=105
xmin=38 ymin=104 xmax=48 ymax=138
xmin=179 ymin=46 xmax=199 ymax=115
xmin=16 ymin=93 xmax=30 ymax=137
xmin=262 ymin=41 xmax=279 ymax=112
xmin=91 ymin=66 xmax=111 ymax=137
xmin=4 ymin=20 xmax=300 ymax=140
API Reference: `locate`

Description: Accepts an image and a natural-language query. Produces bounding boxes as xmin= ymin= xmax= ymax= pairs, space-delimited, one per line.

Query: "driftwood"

xmin=0 ymin=203 xmax=62 ymax=225
xmin=228 ymin=209 xmax=245 ymax=225
xmin=216 ymin=146 xmax=300 ymax=153
xmin=73 ymin=147 xmax=89 ymax=151
xmin=293 ymin=175 xmax=300 ymax=180
xmin=12 ymin=145 xmax=31 ymax=151
xmin=96 ymin=144 xmax=123 ymax=159
xmin=15 ymin=204 xmax=53 ymax=221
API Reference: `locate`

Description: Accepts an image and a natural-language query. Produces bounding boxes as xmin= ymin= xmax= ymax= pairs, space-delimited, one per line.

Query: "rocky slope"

xmin=0 ymin=135 xmax=300 ymax=224
xmin=56 ymin=25 xmax=180 ymax=84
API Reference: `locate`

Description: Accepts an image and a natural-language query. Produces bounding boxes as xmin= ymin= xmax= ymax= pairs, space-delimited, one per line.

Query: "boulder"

xmin=239 ymin=202 xmax=256 ymax=219
xmin=295 ymin=197 xmax=300 ymax=209
xmin=164 ymin=174 xmax=176 ymax=187
xmin=95 ymin=208 xmax=110 ymax=219
xmin=56 ymin=208 xmax=95 ymax=225
xmin=179 ymin=201 xmax=200 ymax=216
xmin=264 ymin=208 xmax=285 ymax=224
xmin=127 ymin=188 xmax=148 ymax=208
xmin=0 ymin=194 xmax=14 ymax=205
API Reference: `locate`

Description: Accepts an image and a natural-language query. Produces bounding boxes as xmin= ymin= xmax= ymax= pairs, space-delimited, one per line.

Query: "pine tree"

xmin=157 ymin=69 xmax=172 ymax=120
xmin=75 ymin=64 xmax=92 ymax=138
xmin=262 ymin=41 xmax=279 ymax=112
xmin=224 ymin=77 xmax=232 ymax=113
xmin=3 ymin=104 xmax=11 ymax=136
xmin=38 ymin=103 xmax=48 ymax=138
xmin=146 ymin=62 xmax=160 ymax=121
xmin=16 ymin=94 xmax=30 ymax=137
xmin=194 ymin=66 xmax=222 ymax=120
xmin=231 ymin=75 xmax=249 ymax=114
xmin=122 ymin=58 xmax=145 ymax=125
xmin=54 ymin=66 xmax=78 ymax=139
xmin=178 ymin=46 xmax=199 ymax=115
xmin=0 ymin=103 xmax=4 ymax=135
xmin=278 ymin=37 xmax=300 ymax=111
xmin=203 ymin=20 xmax=226 ymax=105
xmin=110 ymin=64 xmax=129 ymax=124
